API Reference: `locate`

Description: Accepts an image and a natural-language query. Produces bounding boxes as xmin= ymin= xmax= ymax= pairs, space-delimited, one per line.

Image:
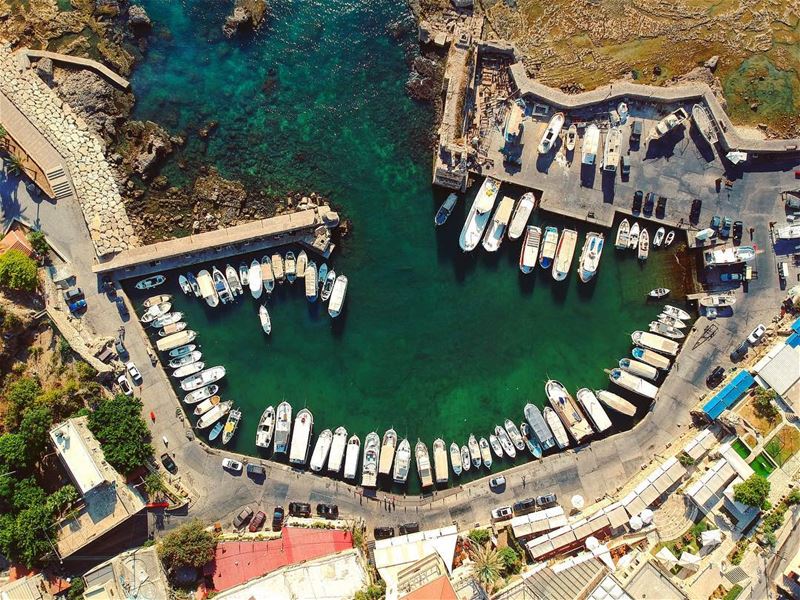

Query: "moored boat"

xmin=208 ymin=421 xmax=224 ymax=442
xmin=524 ymin=403 xmax=556 ymax=451
xmin=393 ymin=438 xmax=411 ymax=484
xmin=239 ymin=262 xmax=249 ymax=287
xmin=649 ymin=288 xmax=670 ymax=299
xmin=318 ymin=263 xmax=328 ymax=291
xmin=183 ymin=384 xmax=218 ymax=405
xmin=141 ymin=302 xmax=171 ymax=323
xmin=379 ymin=429 xmax=397 ymax=477
xmin=663 ymin=304 xmax=691 ymax=321
xmin=609 ymin=368 xmax=659 ymax=399
xmin=482 ymin=196 xmax=515 ymax=252
xmin=255 ymin=405 xmax=275 ymax=449
xmin=435 ymin=193 xmax=458 ymax=227
xmin=362 ymin=432 xmax=380 ymax=488
xmin=222 ymin=409 xmax=241 ymax=445
xmin=433 ymin=438 xmax=449 ymax=483
xmin=193 ymin=395 xmax=220 ymax=416
xmin=664 ymin=231 xmax=675 ymax=247
xmin=272 ymin=253 xmax=285 ymax=283
xmin=615 ymin=219 xmax=630 ymax=249
xmin=638 ymin=228 xmax=650 ymax=260
xmin=296 ymin=251 xmax=308 ymax=280
xmin=539 ymin=226 xmax=559 ymax=269
xmin=196 ymin=400 xmax=232 ymax=429
xmin=259 ymin=305 xmax=271 ymax=335
xmin=249 ymin=259 xmax=263 ymax=299
xmin=581 ymin=124 xmax=600 ymax=165
xmin=504 ymin=419 xmax=525 ymax=452
xmin=180 ymin=366 xmax=225 ymax=391
xmin=197 ymin=270 xmax=218 ymax=307
xmin=186 ymin=272 xmax=201 ymax=297
xmin=519 ymin=225 xmax=542 ymax=274
xmin=168 ymin=350 xmax=202 ymax=369
xmin=653 ymin=227 xmax=666 ymax=248
xmin=156 ymin=330 xmax=197 ymax=352
xmin=699 ymin=294 xmax=736 ymax=308
xmin=543 ymin=407 xmax=570 ymax=449
xmin=285 ymin=251 xmax=297 ymax=283
xmin=170 ymin=344 xmax=197 ymax=358
xmin=288 ymin=408 xmax=314 ymax=466
xmin=450 ymin=442 xmax=462 ymax=476
xmin=479 ymin=437 xmax=492 ymax=469
xmin=575 ymin=388 xmax=612 ymax=433
xmin=545 ymin=380 xmax=593 ymax=443
xmin=489 ymin=435 xmax=503 ymax=458
xmin=494 ymin=425 xmax=516 ymax=458
xmin=273 ymin=401 xmax=293 ymax=454
xmin=261 ymin=256 xmax=275 ymax=294
xmin=225 ymin=264 xmax=242 ymax=296
xmin=310 ymin=428 xmax=333 ymax=472
xmin=416 ymin=440 xmax=434 ymax=488
xmin=538 ymin=112 xmax=565 ymax=154
xmin=468 ymin=434 xmax=481 ymax=468
xmin=151 ymin=312 xmax=183 ymax=329
xmin=508 ymin=193 xmax=535 ymax=240
xmin=520 ymin=423 xmax=543 ymax=458
xmin=578 ymin=232 xmax=604 ymax=283
xmin=212 ymin=267 xmax=233 ymax=304
xmin=144 ymin=294 xmax=171 ymax=308
xmin=328 ymin=275 xmax=348 ymax=318
xmin=628 ymin=222 xmax=640 ymax=250
xmin=305 ymin=261 xmax=318 ymax=302
xmin=632 ymin=346 xmax=672 ymax=370
xmin=631 ymin=330 xmax=680 ymax=356
xmin=327 ymin=426 xmax=348 ymax=473
xmin=344 ymin=435 xmax=360 ymax=480
xmin=552 ymin=228 xmax=578 ymax=281
xmin=459 ymin=176 xmax=501 ymax=252
xmin=321 ymin=269 xmax=336 ymax=302
xmin=172 ymin=361 xmax=204 ymax=379
xmin=596 ymin=390 xmax=637 ymax=417
xmin=460 ymin=445 xmax=471 ymax=472
xmin=648 ymin=321 xmax=685 ymax=339
xmin=658 ymin=313 xmax=686 ymax=329
xmin=565 ymin=123 xmax=577 ymax=151
xmin=159 ymin=322 xmax=187 ymax=337
xmin=135 ymin=275 xmax=165 ymax=290
xmin=703 ymin=245 xmax=756 ymax=266
xmin=619 ymin=358 xmax=658 ymax=381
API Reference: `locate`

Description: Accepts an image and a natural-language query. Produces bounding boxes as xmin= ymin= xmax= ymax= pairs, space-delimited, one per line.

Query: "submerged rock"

xmin=128 ymin=5 xmax=152 ymax=33
xmin=222 ymin=0 xmax=268 ymax=38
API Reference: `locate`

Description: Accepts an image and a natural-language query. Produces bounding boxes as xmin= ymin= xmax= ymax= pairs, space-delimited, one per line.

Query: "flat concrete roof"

xmin=49 ymin=419 xmax=106 ymax=495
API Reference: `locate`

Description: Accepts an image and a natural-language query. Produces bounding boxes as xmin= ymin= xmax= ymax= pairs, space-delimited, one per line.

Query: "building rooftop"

xmin=754 ymin=340 xmax=800 ymax=399
xmin=510 ymin=506 xmax=568 ymax=540
xmin=82 ymin=546 xmax=168 ymax=600
xmin=0 ymin=227 xmax=33 ymax=257
xmin=0 ymin=573 xmax=53 ymax=600
xmin=623 ymin=561 xmax=687 ymax=600
xmin=683 ymin=428 xmax=717 ymax=461
xmin=49 ymin=419 xmax=106 ymax=495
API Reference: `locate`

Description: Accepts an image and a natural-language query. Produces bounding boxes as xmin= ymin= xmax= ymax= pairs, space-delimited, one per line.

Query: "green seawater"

xmin=128 ymin=0 xmax=687 ymax=492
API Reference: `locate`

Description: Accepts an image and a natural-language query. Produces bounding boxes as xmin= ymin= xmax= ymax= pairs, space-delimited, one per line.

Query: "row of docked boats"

xmin=614 ymin=219 xmax=675 ymax=261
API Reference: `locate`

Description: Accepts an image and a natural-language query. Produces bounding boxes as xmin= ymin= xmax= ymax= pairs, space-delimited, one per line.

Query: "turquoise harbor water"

xmin=126 ymin=0 xmax=688 ymax=492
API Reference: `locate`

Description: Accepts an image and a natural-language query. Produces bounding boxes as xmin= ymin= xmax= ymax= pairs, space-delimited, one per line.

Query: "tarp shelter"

xmin=702 ymin=370 xmax=755 ymax=419
xmin=678 ymin=552 xmax=701 ymax=571
xmin=726 ymin=151 xmax=747 ymax=164
xmin=640 ymin=508 xmax=654 ymax=525
xmin=701 ymin=529 xmax=722 ymax=547
xmin=656 ymin=547 xmax=678 ymax=566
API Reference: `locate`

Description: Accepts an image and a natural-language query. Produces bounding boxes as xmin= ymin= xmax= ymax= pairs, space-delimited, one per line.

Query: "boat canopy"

xmin=476 ymin=180 xmax=499 ymax=213
xmin=495 ymin=197 xmax=515 ymax=223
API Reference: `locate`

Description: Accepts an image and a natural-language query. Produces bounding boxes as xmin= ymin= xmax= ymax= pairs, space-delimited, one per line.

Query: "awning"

xmin=656 ymin=547 xmax=678 ymax=566
xmin=678 ymin=551 xmax=701 ymax=571
xmin=703 ymin=370 xmax=754 ymax=419
xmin=726 ymin=151 xmax=747 ymax=164
xmin=701 ymin=529 xmax=722 ymax=547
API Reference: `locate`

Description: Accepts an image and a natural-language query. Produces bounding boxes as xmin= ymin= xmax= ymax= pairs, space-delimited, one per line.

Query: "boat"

xmin=197 ymin=270 xmax=218 ymax=308
xmin=416 ymin=440 xmax=434 ymax=488
xmin=141 ymin=302 xmax=171 ymax=323
xmin=664 ymin=231 xmax=675 ymax=247
xmin=508 ymin=193 xmax=535 ymax=240
xmin=552 ymin=228 xmax=578 ymax=281
xmin=631 ymin=330 xmax=680 ymax=356
xmin=576 ymin=388 xmax=613 ymax=433
xmin=169 ymin=344 xmax=197 ymax=358
xmin=361 ymin=432 xmax=380 ymax=487
xmin=159 ymin=322 xmax=187 ymax=336
xmin=449 ymin=442 xmax=462 ymax=476
xmin=225 ymin=264 xmax=242 ymax=296
xmin=539 ymin=226 xmax=559 ymax=269
xmin=468 ymin=434 xmax=481 ymax=468
xmin=318 ymin=264 xmax=328 ymax=291
xmin=520 ymin=423 xmax=543 ymax=458
xmin=578 ymin=232 xmax=604 ymax=283
xmin=649 ymin=288 xmax=670 ymax=299
xmin=433 ymin=439 xmax=449 ymax=482
xmin=168 ymin=351 xmax=202 ymax=368
xmin=649 ymin=321 xmax=685 ymax=339
xmin=328 ymin=275 xmax=348 ymax=318
xmin=596 ymin=390 xmax=637 ymax=417
xmin=180 ymin=366 xmax=226 ymax=391
xmin=663 ymin=304 xmax=691 ymax=321
xmin=503 ymin=100 xmax=525 ymax=144
xmin=545 ymin=380 xmax=593 ymax=443
xmin=186 ymin=272 xmax=201 ymax=297
xmin=209 ymin=421 xmax=224 ymax=442
xmin=459 ymin=176 xmax=501 ymax=252
xmin=504 ymin=419 xmax=525 ymax=452
xmin=538 ymin=112 xmax=565 ymax=154
xmin=618 ymin=102 xmax=629 ymax=123
xmin=650 ymin=107 xmax=688 ymax=140
xmin=274 ymin=401 xmax=292 ymax=454
xmin=393 ymin=438 xmax=411 ymax=483
xmin=194 ymin=395 xmax=220 ymax=416
xmin=565 ymin=124 xmax=577 ymax=151
xmin=249 ymin=259 xmax=262 ymax=299
xmin=344 ymin=435 xmax=360 ymax=480
xmin=628 ymin=222 xmax=640 ymax=250
xmin=379 ymin=429 xmax=397 ymax=477
xmin=183 ymin=384 xmax=218 ymax=405
xmin=258 ymin=305 xmax=271 ymax=335
xmin=212 ymin=267 xmax=233 ymax=304
xmin=691 ymin=103 xmax=718 ymax=145
xmin=285 ymin=251 xmax=297 ymax=283
xmin=272 ymin=253 xmax=285 ymax=283
xmin=435 ymin=193 xmax=458 ymax=226
xmin=658 ymin=313 xmax=686 ymax=329
xmin=581 ymin=124 xmax=600 ymax=165
xmin=494 ymin=425 xmax=516 ymax=458
xmin=288 ymin=408 xmax=313 ymax=466
xmin=602 ymin=127 xmax=622 ymax=172
xmin=479 ymin=437 xmax=492 ymax=469
xmin=619 ymin=358 xmax=658 ymax=381
xmin=699 ymin=294 xmax=736 ymax=308
xmin=156 ymin=330 xmax=197 ymax=352
xmin=135 ymin=275 xmax=165 ymax=290
xmin=543 ymin=407 xmax=570 ymax=449
xmin=151 ymin=312 xmax=183 ymax=328
xmin=310 ymin=429 xmax=333 ymax=472
xmin=172 ymin=361 xmax=204 ymax=378
xmin=327 ymin=426 xmax=348 ymax=473
xmin=222 ymin=409 xmax=241 ymax=445
xmin=321 ymin=269 xmax=336 ymax=302
xmin=460 ymin=445 xmax=471 ymax=472
xmin=519 ymin=225 xmax=542 ymax=274
xmin=296 ymin=251 xmax=308 ymax=280
xmin=261 ymin=256 xmax=275 ymax=294
xmin=653 ymin=227 xmax=666 ymax=248
xmin=239 ymin=262 xmax=249 ymax=287
xmin=305 ymin=261 xmax=318 ymax=302
xmin=255 ymin=405 xmax=275 ymax=449
xmin=144 ymin=294 xmax=171 ymax=308
xmin=632 ymin=347 xmax=672 ymax=370
xmin=609 ymin=368 xmax=659 ymax=399
xmin=615 ymin=219 xmax=630 ymax=249
xmin=488 ymin=434 xmax=503 ymax=458
xmin=524 ymin=403 xmax=556 ymax=451
xmin=196 ymin=400 xmax=232 ymax=429
xmin=638 ymin=228 xmax=650 ymax=260
xmin=482 ymin=196 xmax=515 ymax=252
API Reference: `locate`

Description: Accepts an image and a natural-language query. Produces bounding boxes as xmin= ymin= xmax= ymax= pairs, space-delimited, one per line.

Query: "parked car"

xmin=747 ymin=324 xmax=767 ymax=345
xmin=730 ymin=340 xmax=749 ymax=361
xmin=620 ymin=155 xmax=630 ymax=178
xmin=643 ymin=192 xmax=656 ymax=216
xmin=656 ymin=196 xmax=667 ymax=219
xmin=633 ymin=190 xmax=643 ymax=213
xmin=720 ymin=273 xmax=744 ymax=282
xmin=116 ymin=297 xmax=129 ymax=319
xmin=289 ymin=502 xmax=312 ymax=518
xmin=489 ymin=475 xmax=506 ymax=490
xmin=706 ymin=366 xmax=726 ymax=389
xmin=690 ymin=198 xmax=702 ymax=225
xmin=249 ymin=510 xmax=267 ymax=532
xmin=491 ymin=506 xmax=513 ymax=521
xmin=733 ymin=220 xmax=743 ymax=241
xmin=63 ymin=287 xmax=83 ymax=304
xmin=125 ymin=361 xmax=142 ymax=385
xmin=160 ymin=453 xmax=177 ymax=474
xmin=710 ymin=215 xmax=721 ymax=230
xmin=316 ymin=503 xmax=339 ymax=519
xmin=117 ymin=374 xmax=133 ymax=396
xmin=374 ymin=526 xmax=395 ymax=540
xmin=68 ymin=299 xmax=87 ymax=314
xmin=246 ymin=463 xmax=266 ymax=479
xmin=513 ymin=497 xmax=537 ymax=516
xmin=720 ymin=216 xmax=732 ymax=238
xmin=114 ymin=328 xmax=127 ymax=359
xmin=272 ymin=506 xmax=285 ymax=531
xmin=536 ymin=493 xmax=558 ymax=508
xmin=630 ymin=120 xmax=643 ymax=142
xmin=222 ymin=458 xmax=243 ymax=472
xmin=233 ymin=507 xmax=254 ymax=529
xmin=399 ymin=522 xmax=420 ymax=535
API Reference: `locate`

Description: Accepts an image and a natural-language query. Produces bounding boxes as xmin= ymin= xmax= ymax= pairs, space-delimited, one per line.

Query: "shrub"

xmin=157 ymin=520 xmax=216 ymax=570
xmin=788 ymin=489 xmax=800 ymax=505
xmin=723 ymin=584 xmax=743 ymax=600
xmin=733 ymin=475 xmax=771 ymax=508
xmin=88 ymin=395 xmax=153 ymax=475
xmin=498 ymin=546 xmax=522 ymax=575
xmin=468 ymin=528 xmax=491 ymax=547
xmin=0 ymin=250 xmax=37 ymax=291
xmin=75 ymin=361 xmax=97 ymax=382
xmin=26 ymin=231 xmax=49 ymax=258
xmin=4 ymin=377 xmax=41 ymax=429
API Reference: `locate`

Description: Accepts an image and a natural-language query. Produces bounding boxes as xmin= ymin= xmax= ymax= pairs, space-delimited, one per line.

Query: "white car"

xmin=125 ymin=361 xmax=142 ymax=385
xmin=747 ymin=324 xmax=766 ymax=345
xmin=117 ymin=374 xmax=133 ymax=397
xmin=489 ymin=475 xmax=506 ymax=490
xmin=222 ymin=458 xmax=243 ymax=472
xmin=491 ymin=506 xmax=513 ymax=521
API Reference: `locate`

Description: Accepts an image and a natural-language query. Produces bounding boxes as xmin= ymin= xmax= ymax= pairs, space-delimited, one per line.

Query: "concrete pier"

xmin=16 ymin=48 xmax=131 ymax=90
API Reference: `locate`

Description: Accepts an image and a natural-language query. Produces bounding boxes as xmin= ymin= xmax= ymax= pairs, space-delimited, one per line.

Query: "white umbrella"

xmin=571 ymin=494 xmax=585 ymax=510
xmin=726 ymin=151 xmax=747 ymax=165
xmin=701 ymin=529 xmax=722 ymax=547
xmin=629 ymin=515 xmax=643 ymax=530
xmin=679 ymin=551 xmax=701 ymax=571
xmin=656 ymin=546 xmax=679 ymax=566
xmin=585 ymin=536 xmax=600 ymax=550
xmin=639 ymin=508 xmax=654 ymax=525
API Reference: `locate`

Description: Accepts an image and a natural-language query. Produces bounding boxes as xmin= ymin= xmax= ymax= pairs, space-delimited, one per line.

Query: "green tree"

xmin=467 ymin=528 xmax=491 ymax=547
xmin=46 ymin=484 xmax=78 ymax=516
xmin=470 ymin=543 xmax=503 ymax=591
xmin=354 ymin=581 xmax=386 ymax=600
xmin=88 ymin=395 xmax=153 ymax=475
xmin=787 ymin=489 xmax=800 ymax=505
xmin=4 ymin=377 xmax=41 ymax=429
xmin=753 ymin=388 xmax=779 ymax=423
xmin=65 ymin=577 xmax=85 ymax=600
xmin=157 ymin=520 xmax=216 ymax=570
xmin=498 ymin=546 xmax=522 ymax=575
xmin=0 ymin=433 xmax=28 ymax=471
xmin=143 ymin=473 xmax=165 ymax=498
xmin=10 ymin=478 xmax=46 ymax=512
xmin=26 ymin=231 xmax=49 ymax=258
xmin=734 ymin=474 xmax=771 ymax=508
xmin=19 ymin=405 xmax=52 ymax=457
xmin=0 ymin=249 xmax=38 ymax=291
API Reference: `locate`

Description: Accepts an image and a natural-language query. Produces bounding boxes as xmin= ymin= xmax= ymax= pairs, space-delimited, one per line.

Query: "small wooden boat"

xmin=699 ymin=294 xmax=736 ymax=308
xmin=632 ymin=347 xmax=672 ymax=370
xmin=596 ymin=390 xmax=637 ymax=417
xmin=196 ymin=400 xmax=232 ymax=429
xmin=508 ymin=192 xmax=535 ymax=241
xmin=212 ymin=267 xmax=232 ymax=304
xmin=184 ymin=384 xmax=218 ymax=405
xmin=310 ymin=428 xmax=333 ymax=472
xmin=435 ymin=193 xmax=458 ymax=226
xmin=539 ymin=226 xmax=558 ymax=269
xmin=320 ymin=269 xmax=336 ymax=302
xmin=157 ymin=330 xmax=197 ymax=352
xmin=144 ymin=294 xmax=171 ymax=308
xmin=479 ymin=437 xmax=492 ymax=469
xmin=632 ymin=330 xmax=680 ymax=356
xmin=141 ymin=302 xmax=171 ymax=323
xmin=638 ymin=228 xmax=650 ymax=260
xmin=565 ymin=123 xmax=577 ymax=151
xmin=318 ymin=263 xmax=329 ymax=291
xmin=504 ymin=419 xmax=525 ymax=452
xmin=619 ymin=357 xmax=658 ymax=381
xmin=305 ymin=261 xmax=318 ymax=302
xmin=649 ymin=321 xmax=685 ymax=339
xmin=151 ymin=312 xmax=183 ymax=328
xmin=658 ymin=313 xmax=686 ymax=329
xmin=433 ymin=438 xmax=449 ymax=483
xmin=255 ymin=405 xmax=275 ymax=449
xmin=664 ymin=230 xmax=675 ymax=247
xmin=495 ymin=425 xmax=516 ymax=458
xmin=328 ymin=426 xmax=349 ymax=473
xmin=615 ymin=219 xmax=630 ymax=249
xmin=664 ymin=304 xmax=691 ymax=321
xmin=628 ymin=222 xmax=640 ymax=250
xmin=159 ymin=322 xmax=187 ymax=336
xmin=179 ymin=274 xmax=192 ymax=295
xmin=543 ymin=407 xmax=570 ymax=449
xmin=450 ymin=442 xmax=462 ymax=476
xmin=460 ymin=445 xmax=471 ymax=472
xmin=648 ymin=288 xmax=670 ymax=299
xmin=173 ymin=361 xmax=204 ymax=378
xmin=328 ymin=275 xmax=348 ymax=318
xmin=538 ymin=111 xmax=565 ymax=154
xmin=296 ymin=251 xmax=308 ymax=279
xmin=209 ymin=421 xmax=224 ymax=442
xmin=194 ymin=395 xmax=221 ymax=416
xmin=519 ymin=225 xmax=542 ymax=274
xmin=259 ymin=305 xmax=271 ymax=335
xmin=609 ymin=368 xmax=659 ymax=399
xmin=169 ymin=351 xmax=202 ymax=369
xmin=285 ymin=251 xmax=297 ymax=283
xmin=272 ymin=253 xmax=285 ymax=283
xmin=392 ymin=438 xmax=411 ymax=484
xmin=489 ymin=434 xmax=503 ymax=458
xmin=239 ymin=262 xmax=250 ymax=287
xmin=186 ymin=273 xmax=201 ymax=297
xmin=135 ymin=275 xmax=165 ymax=290
xmin=261 ymin=256 xmax=275 ymax=294
xmin=169 ymin=344 xmax=197 ymax=358
xmin=249 ymin=259 xmax=262 ymax=300
xmin=467 ymin=434 xmax=481 ymax=468
xmin=181 ymin=366 xmax=226 ymax=391
xmin=691 ymin=103 xmax=718 ymax=145
xmin=653 ymin=227 xmax=666 ymax=248
xmin=225 ymin=264 xmax=242 ymax=296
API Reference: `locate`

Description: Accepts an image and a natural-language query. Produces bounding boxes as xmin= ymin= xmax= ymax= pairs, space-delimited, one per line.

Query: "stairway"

xmin=45 ymin=164 xmax=74 ymax=200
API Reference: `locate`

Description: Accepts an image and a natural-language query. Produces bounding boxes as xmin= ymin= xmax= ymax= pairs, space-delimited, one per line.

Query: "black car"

xmin=733 ymin=220 xmax=743 ymax=241
xmin=730 ymin=341 xmax=749 ymax=362
xmin=272 ymin=506 xmax=285 ymax=531
xmin=316 ymin=503 xmax=339 ymax=519
xmin=116 ymin=297 xmax=129 ymax=319
xmin=289 ymin=502 xmax=311 ymax=518
xmin=632 ymin=190 xmax=643 ymax=213
xmin=233 ymin=507 xmax=254 ymax=529
xmin=536 ymin=493 xmax=558 ymax=508
xmin=160 ymin=453 xmax=177 ymax=474
xmin=656 ymin=196 xmax=667 ymax=219
xmin=690 ymin=198 xmax=702 ymax=225
xmin=620 ymin=156 xmax=630 ymax=178
xmin=246 ymin=463 xmax=266 ymax=479
xmin=374 ymin=526 xmax=395 ymax=540
xmin=643 ymin=192 xmax=656 ymax=216
xmin=513 ymin=497 xmax=537 ymax=516
xmin=399 ymin=522 xmax=420 ymax=535
xmin=706 ymin=366 xmax=726 ymax=389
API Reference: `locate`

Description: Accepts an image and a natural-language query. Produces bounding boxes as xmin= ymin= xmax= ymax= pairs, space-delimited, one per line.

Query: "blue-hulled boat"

xmin=520 ymin=422 xmax=543 ymax=458
xmin=209 ymin=421 xmax=224 ymax=442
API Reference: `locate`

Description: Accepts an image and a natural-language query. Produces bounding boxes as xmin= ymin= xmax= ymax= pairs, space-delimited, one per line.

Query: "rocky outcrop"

xmin=406 ymin=55 xmax=441 ymax=101
xmin=222 ymin=0 xmax=268 ymax=38
xmin=120 ymin=121 xmax=174 ymax=178
xmin=128 ymin=5 xmax=152 ymax=33
xmin=193 ymin=168 xmax=248 ymax=217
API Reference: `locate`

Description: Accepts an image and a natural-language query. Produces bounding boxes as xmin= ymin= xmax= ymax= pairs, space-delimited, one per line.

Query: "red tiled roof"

xmin=203 ymin=527 xmax=353 ymax=592
xmin=402 ymin=576 xmax=458 ymax=600
xmin=0 ymin=229 xmax=33 ymax=257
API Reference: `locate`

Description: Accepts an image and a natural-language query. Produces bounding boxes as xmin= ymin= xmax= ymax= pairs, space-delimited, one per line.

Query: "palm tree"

xmin=469 ymin=542 xmax=502 ymax=591
xmin=5 ymin=154 xmax=25 ymax=177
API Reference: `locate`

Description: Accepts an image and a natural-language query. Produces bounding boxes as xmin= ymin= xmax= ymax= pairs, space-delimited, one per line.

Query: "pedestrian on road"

xmin=150 ymin=411 xmax=156 ymax=422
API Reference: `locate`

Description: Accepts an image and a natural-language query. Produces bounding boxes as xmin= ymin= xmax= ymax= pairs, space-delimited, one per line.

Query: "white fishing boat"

xmin=327 ymin=426 xmax=348 ymax=473
xmin=183 ymin=384 xmax=217 ymax=405
xmin=490 ymin=434 xmax=502 ymax=457
xmin=435 ymin=193 xmax=458 ymax=227
xmin=699 ymin=294 xmax=737 ymax=308
xmin=479 ymin=437 xmax=492 ymax=469
xmin=519 ymin=225 xmax=542 ymax=274
xmin=181 ymin=366 xmax=226 ymax=391
xmin=222 ymin=409 xmax=241 ymax=445
xmin=638 ymin=228 xmax=650 ymax=260
xmin=310 ymin=428 xmax=333 ymax=472
xmin=648 ymin=288 xmax=670 ymax=299
xmin=691 ymin=103 xmax=718 ymax=145
xmin=663 ymin=304 xmax=691 ymax=321
xmin=552 ymin=228 xmax=578 ymax=281
xmin=524 ymin=403 xmax=556 ymax=451
xmin=581 ymin=124 xmax=600 ymax=165
xmin=179 ymin=274 xmax=192 ymax=294
xmin=135 ymin=275 xmax=165 ymax=290
xmin=289 ymin=408 xmax=313 ymax=466
xmin=602 ymin=127 xmax=622 ymax=172
xmin=609 ymin=368 xmax=659 ymax=399
xmin=261 ymin=256 xmax=275 ymax=294
xmin=274 ymin=401 xmax=293 ymax=454
xmin=172 ymin=361 xmax=204 ymax=378
xmin=650 ymin=107 xmax=688 ymax=140
xmin=520 ymin=423 xmax=543 ymax=458
xmin=197 ymin=270 xmax=218 ymax=307
xmin=318 ymin=263 xmax=328 ymax=290
xmin=538 ymin=112 xmax=565 ymax=154
xmin=504 ymin=419 xmax=525 ymax=452
xmin=508 ymin=193 xmax=535 ymax=240
xmin=144 ymin=294 xmax=171 ymax=308
xmin=545 ymin=380 xmax=593 ymax=443
xmin=193 ymin=395 xmax=220 ymax=416
xmin=186 ymin=273 xmax=201 ymax=297
xmin=653 ymin=227 xmax=666 ymax=248
xmin=296 ymin=251 xmax=308 ymax=280
xmin=169 ymin=344 xmax=197 ymax=358
xmin=460 ymin=445 xmax=471 ymax=472
xmin=249 ymin=259 xmax=262 ymax=299
xmin=539 ymin=226 xmax=558 ymax=269
xmin=482 ymin=196 xmax=515 ymax=252
xmin=141 ymin=302 xmax=171 ymax=323
xmin=658 ymin=313 xmax=686 ymax=329
xmin=393 ymin=438 xmax=411 ymax=484
xmin=649 ymin=321 xmax=685 ymax=339
xmin=159 ymin=322 xmax=187 ymax=337
xmin=168 ymin=351 xmax=202 ymax=369
xmin=255 ymin=405 xmax=275 ymax=449
xmin=285 ymin=251 xmax=297 ymax=283
xmin=433 ymin=438 xmax=449 ymax=483
xmin=468 ymin=434 xmax=481 ymax=468
xmin=156 ymin=330 xmax=197 ymax=352
xmin=543 ymin=407 xmax=570 ymax=449
xmin=328 ymin=275 xmax=348 ymax=318
xmin=632 ymin=330 xmax=679 ymax=356
xmin=272 ymin=253 xmax=285 ymax=283
xmin=664 ymin=230 xmax=675 ymax=247
xmin=196 ymin=400 xmax=232 ymax=429
xmin=362 ymin=432 xmax=380 ymax=488
xmin=225 ymin=264 xmax=242 ymax=296
xmin=565 ymin=123 xmax=577 ymax=151
xmin=305 ymin=261 xmax=318 ymax=302
xmin=151 ymin=312 xmax=183 ymax=329
xmin=615 ymin=219 xmax=630 ymax=249
xmin=416 ymin=440 xmax=434 ymax=488
xmin=628 ymin=222 xmax=640 ymax=250
xmin=459 ymin=176 xmax=500 ymax=252
xmin=212 ymin=267 xmax=233 ymax=304
xmin=578 ymin=232 xmax=604 ymax=283
xmin=449 ymin=442 xmax=462 ymax=476
xmin=494 ymin=425 xmax=516 ymax=458
xmin=576 ymin=388 xmax=612 ymax=433
xmin=239 ymin=262 xmax=249 ymax=287
xmin=596 ymin=390 xmax=637 ymax=417
xmin=619 ymin=358 xmax=658 ymax=381
xmin=632 ymin=347 xmax=672 ymax=370
xmin=379 ymin=429 xmax=397 ymax=477
xmin=344 ymin=435 xmax=360 ymax=480
xmin=321 ymin=269 xmax=336 ymax=302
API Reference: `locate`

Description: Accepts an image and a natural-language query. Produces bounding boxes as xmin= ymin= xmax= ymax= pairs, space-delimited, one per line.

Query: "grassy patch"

xmin=653 ymin=519 xmax=714 ymax=559
xmin=764 ymin=426 xmax=800 ymax=467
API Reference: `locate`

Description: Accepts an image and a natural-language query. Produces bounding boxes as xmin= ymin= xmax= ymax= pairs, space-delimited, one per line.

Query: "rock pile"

xmin=223 ymin=0 xmax=268 ymax=38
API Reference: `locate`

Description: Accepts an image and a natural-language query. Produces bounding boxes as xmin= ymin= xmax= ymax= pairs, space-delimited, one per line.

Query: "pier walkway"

xmin=16 ymin=48 xmax=131 ymax=90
